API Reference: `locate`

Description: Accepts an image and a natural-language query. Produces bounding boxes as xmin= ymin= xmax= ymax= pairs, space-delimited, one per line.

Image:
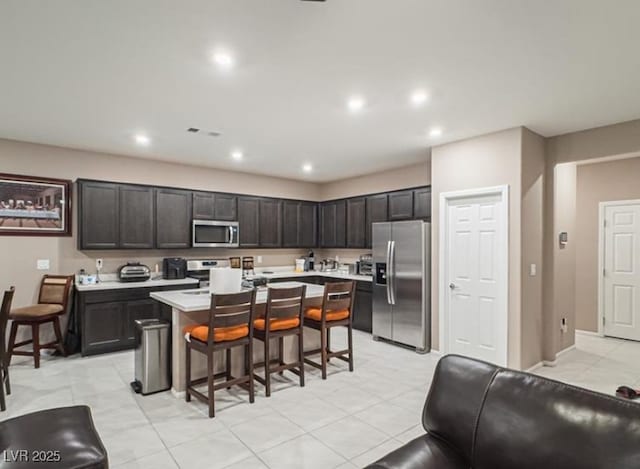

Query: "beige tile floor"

xmin=1 ymin=330 xmax=639 ymax=468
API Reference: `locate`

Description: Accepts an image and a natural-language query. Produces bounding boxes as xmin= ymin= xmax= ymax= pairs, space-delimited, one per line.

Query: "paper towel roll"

xmin=209 ymin=267 xmax=243 ymax=294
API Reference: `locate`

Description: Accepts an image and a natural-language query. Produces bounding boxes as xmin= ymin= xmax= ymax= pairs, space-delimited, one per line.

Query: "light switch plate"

xmin=256 ymin=256 xmax=263 ymax=264
xmin=37 ymin=259 xmax=50 ymax=270
xmin=529 ymin=263 xmax=537 ymax=276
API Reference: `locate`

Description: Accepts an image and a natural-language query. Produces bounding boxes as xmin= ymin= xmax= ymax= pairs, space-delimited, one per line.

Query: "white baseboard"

xmin=576 ymin=329 xmax=602 ymax=337
xmin=542 ymin=359 xmax=557 ymax=367
xmin=171 ymin=388 xmax=185 ymax=399
xmin=556 ymin=344 xmax=576 ymax=358
xmin=526 ymin=361 xmax=544 ymax=373
xmin=429 ymin=349 xmax=442 ymax=357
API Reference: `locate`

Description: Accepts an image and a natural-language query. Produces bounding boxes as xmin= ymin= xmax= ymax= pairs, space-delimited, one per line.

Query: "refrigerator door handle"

xmin=386 ymin=240 xmax=393 ymax=304
xmin=389 ymin=240 xmax=396 ymax=305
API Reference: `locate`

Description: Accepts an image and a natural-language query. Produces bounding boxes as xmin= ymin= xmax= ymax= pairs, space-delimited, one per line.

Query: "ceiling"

xmin=1 ymin=1 xmax=640 ymax=182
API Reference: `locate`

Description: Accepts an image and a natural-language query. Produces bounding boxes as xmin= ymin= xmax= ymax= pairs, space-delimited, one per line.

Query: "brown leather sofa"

xmin=367 ymin=355 xmax=640 ymax=469
xmin=0 ymin=406 xmax=108 ymax=468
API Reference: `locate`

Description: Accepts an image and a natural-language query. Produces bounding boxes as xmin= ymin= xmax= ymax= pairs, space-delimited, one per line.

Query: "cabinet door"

xmin=214 ymin=194 xmax=237 ymax=221
xmin=82 ymin=302 xmax=125 ymax=355
xmin=320 ymin=202 xmax=336 ymax=247
xmin=238 ymin=197 xmax=260 ymax=247
xmin=366 ymin=194 xmax=388 ymax=247
xmin=282 ymin=200 xmax=300 ymax=248
xmin=299 ymin=202 xmax=318 ymax=248
xmin=119 ymin=185 xmax=154 ymax=249
xmin=335 ymin=200 xmax=347 ymax=248
xmin=388 ymin=190 xmax=414 ymax=221
xmin=123 ymin=299 xmax=160 ymax=345
xmin=259 ymin=198 xmax=282 ymax=247
xmin=413 ymin=187 xmax=431 ymax=220
xmin=155 ymin=188 xmax=192 ymax=248
xmin=347 ymin=198 xmax=366 ymax=248
xmin=353 ymin=285 xmax=372 ymax=333
xmin=79 ymin=181 xmax=119 ymax=249
xmin=192 ymin=192 xmax=216 ymax=220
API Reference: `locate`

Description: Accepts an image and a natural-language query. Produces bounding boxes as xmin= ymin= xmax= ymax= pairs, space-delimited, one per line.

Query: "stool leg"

xmin=298 ymin=330 xmax=305 ymax=387
xmin=226 ymin=348 xmax=232 ymax=389
xmin=207 ymin=350 xmax=215 ymax=418
xmin=248 ymin=341 xmax=255 ymax=404
xmin=278 ymin=336 xmax=284 ymax=375
xmin=347 ymin=323 xmax=354 ymax=372
xmin=326 ymin=328 xmax=331 ymax=363
xmin=320 ymin=326 xmax=327 ymax=380
xmin=32 ymin=323 xmax=40 ymax=369
xmin=7 ymin=322 xmax=18 ymax=367
xmin=264 ymin=336 xmax=271 ymax=397
xmin=52 ymin=317 xmax=66 ymax=357
xmin=0 ymin=371 xmax=5 ymax=411
xmin=185 ymin=342 xmax=191 ymax=402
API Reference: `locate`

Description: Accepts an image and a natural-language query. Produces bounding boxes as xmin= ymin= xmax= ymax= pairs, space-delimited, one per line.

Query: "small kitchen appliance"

xmin=118 ymin=262 xmax=151 ymax=282
xmin=192 ymin=220 xmax=239 ymax=248
xmin=186 ymin=259 xmax=230 ymax=287
xmin=242 ymin=256 xmax=255 ymax=277
xmin=358 ymin=254 xmax=373 ymax=276
xmin=162 ymin=257 xmax=187 ymax=279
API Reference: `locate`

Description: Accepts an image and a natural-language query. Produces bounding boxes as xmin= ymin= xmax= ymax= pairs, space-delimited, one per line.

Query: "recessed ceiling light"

xmin=410 ymin=90 xmax=429 ymax=106
xmin=347 ymin=96 xmax=365 ymax=112
xmin=231 ymin=150 xmax=243 ymax=161
xmin=302 ymin=163 xmax=313 ymax=173
xmin=429 ymin=127 xmax=443 ymax=138
xmin=213 ymin=52 xmax=234 ymax=69
xmin=134 ymin=134 xmax=150 ymax=146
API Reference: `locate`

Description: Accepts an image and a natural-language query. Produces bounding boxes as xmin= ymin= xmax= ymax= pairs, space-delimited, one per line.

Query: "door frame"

xmin=438 ymin=185 xmax=509 ymax=366
xmin=597 ymin=199 xmax=640 ymax=337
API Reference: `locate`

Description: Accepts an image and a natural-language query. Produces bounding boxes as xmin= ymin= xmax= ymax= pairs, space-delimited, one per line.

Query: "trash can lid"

xmin=135 ymin=319 xmax=169 ymax=330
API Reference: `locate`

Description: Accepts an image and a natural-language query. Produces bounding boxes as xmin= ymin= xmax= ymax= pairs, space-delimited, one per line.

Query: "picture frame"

xmin=0 ymin=173 xmax=72 ymax=237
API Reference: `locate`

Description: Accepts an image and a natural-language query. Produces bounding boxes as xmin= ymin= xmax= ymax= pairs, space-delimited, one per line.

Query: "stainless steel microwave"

xmin=192 ymin=220 xmax=239 ymax=248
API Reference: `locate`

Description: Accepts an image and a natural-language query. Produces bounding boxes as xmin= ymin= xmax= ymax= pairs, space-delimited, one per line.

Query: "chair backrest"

xmin=0 ymin=287 xmax=15 ymax=341
xmin=38 ymin=275 xmax=73 ymax=310
xmin=265 ymin=285 xmax=307 ymax=322
xmin=320 ymin=281 xmax=355 ymax=319
xmin=207 ymin=289 xmax=256 ymax=344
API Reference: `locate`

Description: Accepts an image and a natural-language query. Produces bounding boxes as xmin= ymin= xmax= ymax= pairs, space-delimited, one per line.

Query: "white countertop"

xmin=247 ymin=267 xmax=372 ymax=283
xmin=75 ymin=274 xmax=199 ymax=291
xmin=150 ymin=281 xmax=326 ymax=312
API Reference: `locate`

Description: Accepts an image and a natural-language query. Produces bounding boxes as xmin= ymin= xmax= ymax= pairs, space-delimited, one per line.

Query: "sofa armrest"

xmin=365 ymin=434 xmax=466 ymax=469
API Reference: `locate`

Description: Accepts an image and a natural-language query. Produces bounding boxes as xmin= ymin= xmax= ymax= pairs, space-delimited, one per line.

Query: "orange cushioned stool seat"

xmin=254 ymin=317 xmax=300 ymax=331
xmin=305 ymin=307 xmax=350 ymax=322
xmin=184 ymin=324 xmax=249 ymax=342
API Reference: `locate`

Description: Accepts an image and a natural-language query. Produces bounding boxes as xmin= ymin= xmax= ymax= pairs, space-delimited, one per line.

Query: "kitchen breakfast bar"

xmin=150 ymin=281 xmax=326 ymax=396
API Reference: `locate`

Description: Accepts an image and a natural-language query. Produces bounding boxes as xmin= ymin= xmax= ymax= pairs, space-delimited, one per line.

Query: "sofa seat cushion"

xmin=366 ymin=434 xmax=466 ymax=469
xmin=305 ymin=307 xmax=349 ymax=322
xmin=254 ymin=317 xmax=300 ymax=331
xmin=10 ymin=303 xmax=63 ymax=319
xmin=184 ymin=324 xmax=249 ymax=343
xmin=0 ymin=405 xmax=108 ymax=469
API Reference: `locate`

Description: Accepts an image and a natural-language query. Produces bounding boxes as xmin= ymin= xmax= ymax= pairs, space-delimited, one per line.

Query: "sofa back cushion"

xmin=474 ymin=369 xmax=640 ymax=469
xmin=422 ymin=354 xmax=498 ymax=464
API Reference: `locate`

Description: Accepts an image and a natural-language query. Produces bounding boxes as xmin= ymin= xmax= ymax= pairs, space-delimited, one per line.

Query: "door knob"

xmin=449 ymin=283 xmax=457 ymax=290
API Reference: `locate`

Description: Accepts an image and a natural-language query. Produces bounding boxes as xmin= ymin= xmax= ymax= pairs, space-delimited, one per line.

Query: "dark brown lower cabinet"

xmin=77 ymin=282 xmax=198 ymax=356
xmin=353 ymin=281 xmax=372 ymax=333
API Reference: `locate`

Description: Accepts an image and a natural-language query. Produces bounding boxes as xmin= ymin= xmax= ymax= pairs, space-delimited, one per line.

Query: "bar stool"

xmin=8 ymin=275 xmax=73 ymax=369
xmin=253 ymin=285 xmax=306 ymax=397
xmin=303 ymin=281 xmax=355 ymax=379
xmin=185 ymin=289 xmax=256 ymax=418
xmin=0 ymin=287 xmax=15 ymax=411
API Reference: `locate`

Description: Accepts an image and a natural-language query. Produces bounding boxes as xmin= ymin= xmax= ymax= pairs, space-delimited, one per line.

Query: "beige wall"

xmin=431 ymin=127 xmax=524 ymax=368
xmin=319 ymin=161 xmax=430 ymax=200
xmin=575 ymin=157 xmax=640 ymax=332
xmin=520 ymin=128 xmax=546 ymax=369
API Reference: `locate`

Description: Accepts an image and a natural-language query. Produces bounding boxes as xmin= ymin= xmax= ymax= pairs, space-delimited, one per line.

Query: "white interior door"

xmin=442 ymin=188 xmax=508 ymax=366
xmin=603 ymin=203 xmax=640 ymax=341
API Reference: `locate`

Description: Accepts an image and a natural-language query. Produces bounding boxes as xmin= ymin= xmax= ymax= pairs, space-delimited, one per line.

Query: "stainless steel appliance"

xmin=118 ymin=262 xmax=151 ymax=282
xmin=192 ymin=220 xmax=239 ymax=248
xmin=186 ymin=258 xmax=230 ymax=287
xmin=162 ymin=257 xmax=187 ymax=279
xmin=372 ymin=220 xmax=430 ymax=353
xmin=131 ymin=319 xmax=170 ymax=395
xmin=358 ymin=253 xmax=373 ymax=276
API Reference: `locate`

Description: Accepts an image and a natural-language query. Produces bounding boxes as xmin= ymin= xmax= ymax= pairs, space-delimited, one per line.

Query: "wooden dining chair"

xmin=0 ymin=287 xmax=15 ymax=411
xmin=253 ymin=285 xmax=306 ymax=397
xmin=303 ymin=281 xmax=356 ymax=379
xmin=184 ymin=289 xmax=256 ymax=418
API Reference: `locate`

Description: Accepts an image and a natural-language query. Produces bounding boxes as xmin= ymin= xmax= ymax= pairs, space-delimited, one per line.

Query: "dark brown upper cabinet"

xmin=78 ymin=181 xmax=120 ymax=249
xmin=155 ymin=188 xmax=192 ymax=249
xmin=238 ymin=196 xmax=260 ymax=247
xmin=119 ymin=185 xmax=155 ymax=249
xmin=320 ymin=200 xmax=347 ymax=248
xmin=346 ymin=197 xmax=366 ymax=248
xmin=192 ymin=192 xmax=237 ymax=221
xmin=283 ymin=200 xmax=317 ymax=248
xmin=214 ymin=193 xmax=237 ymax=221
xmin=413 ymin=187 xmax=432 ymax=220
xmin=258 ymin=198 xmax=282 ymax=247
xmin=366 ymin=194 xmax=388 ymax=247
xmin=388 ymin=190 xmax=414 ymax=221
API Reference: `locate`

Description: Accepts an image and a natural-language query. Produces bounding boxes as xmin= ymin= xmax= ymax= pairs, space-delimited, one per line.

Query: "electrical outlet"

xmin=256 ymin=256 xmax=263 ymax=264
xmin=529 ymin=263 xmax=537 ymax=276
xmin=36 ymin=259 xmax=50 ymax=270
xmin=561 ymin=317 xmax=568 ymax=333
xmin=96 ymin=258 xmax=103 ymax=270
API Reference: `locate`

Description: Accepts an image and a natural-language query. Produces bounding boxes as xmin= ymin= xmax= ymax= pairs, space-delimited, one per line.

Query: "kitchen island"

xmin=151 ymin=281 xmax=327 ymax=396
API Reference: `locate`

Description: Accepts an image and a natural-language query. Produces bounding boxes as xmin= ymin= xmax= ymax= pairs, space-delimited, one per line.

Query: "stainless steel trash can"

xmin=131 ymin=319 xmax=170 ymax=395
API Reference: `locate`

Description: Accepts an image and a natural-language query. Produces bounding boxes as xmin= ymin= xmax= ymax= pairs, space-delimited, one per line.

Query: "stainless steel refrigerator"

xmin=372 ymin=220 xmax=430 ymax=353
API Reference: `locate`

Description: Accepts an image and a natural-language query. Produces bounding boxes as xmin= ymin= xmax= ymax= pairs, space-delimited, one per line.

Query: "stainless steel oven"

xmin=192 ymin=220 xmax=239 ymax=248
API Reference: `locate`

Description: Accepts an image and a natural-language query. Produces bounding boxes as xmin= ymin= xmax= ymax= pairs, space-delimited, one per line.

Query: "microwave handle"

xmin=229 ymin=225 xmax=234 ymax=243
